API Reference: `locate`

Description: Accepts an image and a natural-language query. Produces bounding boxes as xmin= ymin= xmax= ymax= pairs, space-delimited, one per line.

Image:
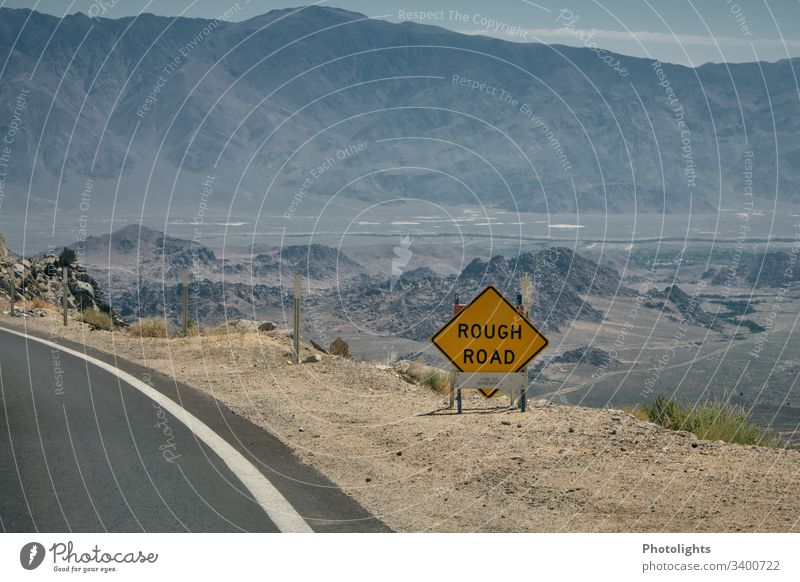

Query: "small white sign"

xmin=455 ymin=371 xmax=526 ymax=399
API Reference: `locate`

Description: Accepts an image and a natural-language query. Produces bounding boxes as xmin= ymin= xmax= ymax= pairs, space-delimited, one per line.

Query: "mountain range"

xmin=0 ymin=6 xmax=798 ymax=222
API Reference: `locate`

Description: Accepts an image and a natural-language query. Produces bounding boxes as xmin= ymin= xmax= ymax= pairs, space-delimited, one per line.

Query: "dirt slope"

xmin=4 ymin=311 xmax=798 ymax=532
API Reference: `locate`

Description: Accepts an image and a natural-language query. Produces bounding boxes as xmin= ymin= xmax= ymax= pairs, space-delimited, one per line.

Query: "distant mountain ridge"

xmin=0 ymin=6 xmax=798 ymax=220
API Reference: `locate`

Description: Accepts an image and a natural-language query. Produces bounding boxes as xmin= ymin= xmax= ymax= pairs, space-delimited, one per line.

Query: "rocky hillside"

xmin=67 ymin=224 xmax=220 ymax=287
xmin=84 ymin=231 xmax=648 ymax=340
xmin=0 ymin=240 xmax=109 ymax=317
xmin=705 ymin=251 xmax=800 ymax=289
xmin=1 ymin=7 xmax=798 ymax=219
xmin=324 ymin=247 xmax=634 ymax=341
xmin=113 ymin=280 xmax=283 ymax=323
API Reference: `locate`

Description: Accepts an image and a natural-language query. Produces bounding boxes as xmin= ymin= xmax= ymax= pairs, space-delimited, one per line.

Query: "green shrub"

xmin=127 ymin=317 xmax=168 ymax=338
xmin=421 ymin=369 xmax=452 ymax=394
xmin=80 ymin=309 xmax=114 ymax=331
xmin=58 ymin=246 xmax=77 ymax=267
xmin=643 ymin=395 xmax=779 ymax=447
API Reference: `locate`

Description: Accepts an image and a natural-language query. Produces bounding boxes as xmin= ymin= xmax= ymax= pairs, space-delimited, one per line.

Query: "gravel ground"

xmin=4 ymin=310 xmax=799 ymax=532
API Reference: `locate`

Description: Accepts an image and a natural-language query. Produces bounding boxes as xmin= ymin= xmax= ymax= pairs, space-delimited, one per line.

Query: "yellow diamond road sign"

xmin=431 ymin=285 xmax=548 ymax=373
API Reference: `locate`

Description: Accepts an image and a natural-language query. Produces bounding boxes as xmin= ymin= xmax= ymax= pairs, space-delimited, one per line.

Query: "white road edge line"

xmin=0 ymin=325 xmax=313 ymax=533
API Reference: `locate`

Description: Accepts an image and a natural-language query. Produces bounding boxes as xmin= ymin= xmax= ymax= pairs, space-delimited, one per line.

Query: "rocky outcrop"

xmin=0 ymin=242 xmax=108 ymax=314
xmin=647 ymin=285 xmax=719 ymax=330
xmin=329 ymin=337 xmax=350 ymax=358
xmin=323 ymin=247 xmax=633 ymax=341
xmin=552 ymin=346 xmax=618 ymax=367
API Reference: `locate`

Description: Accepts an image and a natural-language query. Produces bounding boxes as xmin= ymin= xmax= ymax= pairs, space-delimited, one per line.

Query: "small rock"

xmin=298 ymin=427 xmax=305 ymax=433
xmin=568 ymin=427 xmax=575 ymax=433
xmin=309 ymin=339 xmax=329 ymax=354
xmin=396 ymin=451 xmax=402 ymax=456
xmin=611 ymin=415 xmax=622 ymax=422
xmin=691 ymin=441 xmax=699 ymax=448
xmin=610 ymin=428 xmax=618 ymax=435
xmin=329 ymin=336 xmax=350 ymax=358
xmin=258 ymin=321 xmax=276 ymax=332
xmin=303 ymin=354 xmax=322 ymax=364
xmin=365 ymin=477 xmax=372 ymax=482
xmin=501 ymin=419 xmax=511 ymax=426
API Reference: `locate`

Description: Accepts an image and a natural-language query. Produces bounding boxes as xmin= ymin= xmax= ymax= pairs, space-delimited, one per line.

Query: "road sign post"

xmin=181 ymin=268 xmax=189 ymax=336
xmin=431 ymin=285 xmax=548 ymax=413
xmin=8 ymin=276 xmax=14 ymax=316
xmin=448 ymin=295 xmax=465 ymax=410
xmin=520 ymin=273 xmax=533 ymax=412
xmin=62 ymin=266 xmax=68 ymax=326
xmin=293 ymin=273 xmax=301 ymax=365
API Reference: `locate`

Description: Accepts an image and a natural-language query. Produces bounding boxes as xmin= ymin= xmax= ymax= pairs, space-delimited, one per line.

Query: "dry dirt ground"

xmin=4 ymin=311 xmax=799 ymax=532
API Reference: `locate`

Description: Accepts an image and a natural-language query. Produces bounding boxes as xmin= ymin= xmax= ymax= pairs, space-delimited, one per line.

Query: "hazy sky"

xmin=3 ymin=0 xmax=799 ymax=66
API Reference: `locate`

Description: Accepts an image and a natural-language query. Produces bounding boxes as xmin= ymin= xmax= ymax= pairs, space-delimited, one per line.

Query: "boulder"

xmin=258 ymin=321 xmax=276 ymax=332
xmin=73 ymin=280 xmax=95 ymax=297
xmin=303 ymin=354 xmax=322 ymax=364
xmin=224 ymin=319 xmax=259 ymax=332
xmin=329 ymin=336 xmax=350 ymax=358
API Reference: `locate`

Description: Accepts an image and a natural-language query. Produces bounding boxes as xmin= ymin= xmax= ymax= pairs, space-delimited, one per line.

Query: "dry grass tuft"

xmin=80 ymin=309 xmax=114 ymax=331
xmin=127 ymin=317 xmax=168 ymax=338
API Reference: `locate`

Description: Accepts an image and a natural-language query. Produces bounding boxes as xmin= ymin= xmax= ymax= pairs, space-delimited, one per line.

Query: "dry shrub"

xmin=80 ymin=309 xmax=114 ymax=331
xmin=127 ymin=317 xmax=168 ymax=338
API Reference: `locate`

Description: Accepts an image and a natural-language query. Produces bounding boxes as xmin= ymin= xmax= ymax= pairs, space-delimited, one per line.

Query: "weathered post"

xmin=8 ymin=275 xmax=14 ymax=316
xmin=182 ymin=267 xmax=189 ymax=336
xmin=520 ymin=273 xmax=533 ymax=412
xmin=449 ymin=293 xmax=460 ymax=409
xmin=293 ymin=272 xmax=301 ymax=364
xmin=62 ymin=266 xmax=69 ymax=326
xmin=521 ymin=273 xmax=532 ymax=314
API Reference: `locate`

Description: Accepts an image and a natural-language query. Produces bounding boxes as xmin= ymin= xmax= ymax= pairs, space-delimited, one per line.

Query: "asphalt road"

xmin=0 ymin=323 xmax=389 ymax=533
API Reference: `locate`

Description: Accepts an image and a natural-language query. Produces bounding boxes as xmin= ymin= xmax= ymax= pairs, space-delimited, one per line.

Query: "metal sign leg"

xmin=457 ymin=388 xmax=462 ymax=414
